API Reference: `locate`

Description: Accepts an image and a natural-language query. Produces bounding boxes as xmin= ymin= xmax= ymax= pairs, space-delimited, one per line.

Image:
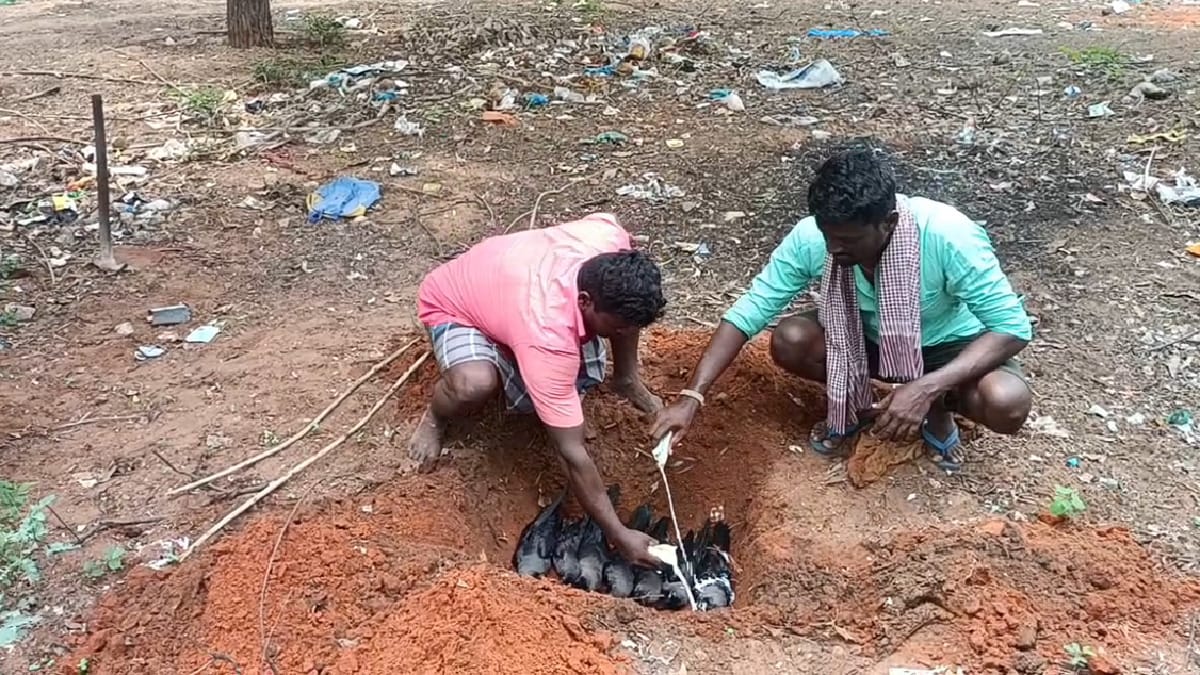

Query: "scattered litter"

xmin=806 ymin=28 xmax=888 ymax=39
xmin=389 ymin=163 xmax=418 ymax=177
xmin=310 ymin=60 xmax=409 ymax=94
xmin=1087 ymin=404 xmax=1111 ymax=418
xmin=481 ymin=110 xmax=519 ymax=126
xmin=1151 ymin=68 xmax=1182 ymax=83
xmin=305 ymin=128 xmax=342 ymax=145
xmin=1066 ymin=456 xmax=1082 ymax=469
xmin=665 ymin=138 xmax=685 ymax=149
xmin=144 ymin=537 xmax=190 ymax=571
xmin=760 ymin=114 xmax=820 ymax=127
xmin=523 ymin=93 xmax=550 ymax=108
xmin=147 ymin=304 xmax=191 ymax=326
xmin=1168 ymin=409 xmax=1195 ymax=443
xmin=617 ymin=173 xmax=684 ymax=200
xmin=393 ymin=115 xmax=425 ymax=136
xmin=185 ymin=325 xmax=221 ymax=344
xmin=306 ymin=177 xmax=381 ymax=223
xmin=1188 ymin=243 xmax=1200 ymax=258
xmin=756 ymin=59 xmax=844 ymax=89
xmin=1027 ymin=415 xmax=1071 ymax=438
xmin=589 ymin=131 xmax=630 ymax=146
xmin=117 ymin=192 xmax=175 ymax=221
xmin=114 ymin=322 xmax=134 ymax=336
xmin=84 ymin=163 xmax=148 ymax=178
xmin=1130 ymin=81 xmax=1169 ymax=100
xmin=708 ymin=89 xmax=745 ymax=112
xmin=1063 ymin=85 xmax=1082 ymax=99
xmin=889 ymin=667 xmax=965 ymax=675
xmin=135 ymin=345 xmax=166 ymax=361
xmin=1126 ymin=412 xmax=1147 ymax=426
xmin=1087 ymin=101 xmax=1114 ymax=118
xmin=146 ymin=139 xmax=190 ymax=162
xmin=982 ymin=27 xmax=1044 ymax=37
xmin=0 ymin=611 xmax=39 ymax=649
xmin=1150 ymin=169 xmax=1200 ymax=207
xmin=238 ymin=196 xmax=272 ymax=211
xmin=1109 ymin=0 xmax=1133 ymax=14
xmin=3 ymin=303 xmax=35 ymax=322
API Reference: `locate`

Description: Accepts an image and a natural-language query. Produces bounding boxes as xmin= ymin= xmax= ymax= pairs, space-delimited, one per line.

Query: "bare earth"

xmin=1 ymin=0 xmax=1199 ymax=673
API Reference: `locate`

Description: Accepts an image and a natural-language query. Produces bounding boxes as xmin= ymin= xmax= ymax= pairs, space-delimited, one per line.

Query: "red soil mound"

xmin=67 ymin=329 xmax=1200 ymax=674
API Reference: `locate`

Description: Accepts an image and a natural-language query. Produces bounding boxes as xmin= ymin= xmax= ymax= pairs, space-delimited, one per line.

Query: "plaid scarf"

xmin=817 ymin=196 xmax=923 ymax=435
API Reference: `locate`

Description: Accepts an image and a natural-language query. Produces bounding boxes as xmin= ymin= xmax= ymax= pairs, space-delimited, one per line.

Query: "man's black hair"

xmin=578 ymin=250 xmax=666 ymax=327
xmin=807 ymin=149 xmax=898 ymax=228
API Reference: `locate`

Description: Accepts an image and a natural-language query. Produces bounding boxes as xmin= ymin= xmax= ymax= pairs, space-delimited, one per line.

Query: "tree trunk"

xmin=227 ymin=0 xmax=273 ymax=48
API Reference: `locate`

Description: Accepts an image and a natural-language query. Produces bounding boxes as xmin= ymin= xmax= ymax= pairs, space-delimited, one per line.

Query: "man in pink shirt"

xmin=411 ymin=213 xmax=665 ymax=567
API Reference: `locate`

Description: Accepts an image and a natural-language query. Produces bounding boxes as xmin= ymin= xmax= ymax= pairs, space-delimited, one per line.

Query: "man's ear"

xmin=882 ymin=210 xmax=900 ymax=234
xmin=578 ymin=291 xmax=593 ymax=311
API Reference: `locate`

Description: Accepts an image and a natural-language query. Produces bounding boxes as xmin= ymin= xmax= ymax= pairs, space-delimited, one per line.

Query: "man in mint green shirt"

xmin=650 ymin=150 xmax=1032 ymax=471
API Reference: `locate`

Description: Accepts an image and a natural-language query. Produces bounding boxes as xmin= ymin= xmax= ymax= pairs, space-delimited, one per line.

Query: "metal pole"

xmin=91 ymin=93 xmax=122 ymax=271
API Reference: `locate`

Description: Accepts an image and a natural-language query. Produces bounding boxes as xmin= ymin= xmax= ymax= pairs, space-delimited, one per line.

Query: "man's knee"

xmin=770 ymin=316 xmax=824 ymax=377
xmin=444 ymin=362 xmax=500 ymax=405
xmin=970 ymin=374 xmax=1032 ymax=435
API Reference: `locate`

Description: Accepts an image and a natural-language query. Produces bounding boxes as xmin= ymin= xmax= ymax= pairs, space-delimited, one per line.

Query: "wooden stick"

xmin=1 ymin=69 xmax=158 ymax=86
xmin=52 ymin=412 xmax=148 ymax=431
xmin=179 ymin=351 xmax=430 ymax=561
xmin=169 ymin=339 xmax=420 ymax=495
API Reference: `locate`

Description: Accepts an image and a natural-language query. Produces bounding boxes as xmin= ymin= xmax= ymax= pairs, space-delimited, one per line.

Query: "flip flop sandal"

xmin=922 ymin=423 xmax=963 ymax=472
xmin=809 ymin=420 xmax=868 ymax=457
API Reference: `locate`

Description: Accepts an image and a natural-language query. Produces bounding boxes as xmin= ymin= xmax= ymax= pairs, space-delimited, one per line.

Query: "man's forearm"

xmin=920 ymin=332 xmax=1028 ymax=394
xmin=685 ymin=320 xmax=750 ymax=395
xmin=547 ymin=426 xmax=625 ymax=536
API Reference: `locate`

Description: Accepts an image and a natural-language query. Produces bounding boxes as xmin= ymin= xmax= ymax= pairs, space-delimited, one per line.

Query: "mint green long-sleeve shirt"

xmin=723 ymin=196 xmax=1033 ymax=345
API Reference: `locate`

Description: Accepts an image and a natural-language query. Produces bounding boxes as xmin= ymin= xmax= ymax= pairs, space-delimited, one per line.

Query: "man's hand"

xmin=611 ymin=377 xmax=664 ymax=414
xmin=870 ymin=378 xmax=939 ymax=442
xmin=610 ymin=526 xmax=660 ymax=568
xmin=649 ymin=398 xmax=701 ymax=447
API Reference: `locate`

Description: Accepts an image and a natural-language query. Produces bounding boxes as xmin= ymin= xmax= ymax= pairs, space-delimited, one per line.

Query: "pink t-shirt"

xmin=417 ymin=213 xmax=632 ymax=428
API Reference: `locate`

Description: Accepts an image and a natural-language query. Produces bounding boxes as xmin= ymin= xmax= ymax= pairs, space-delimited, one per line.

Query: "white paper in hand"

xmin=652 ymin=431 xmax=672 ymax=468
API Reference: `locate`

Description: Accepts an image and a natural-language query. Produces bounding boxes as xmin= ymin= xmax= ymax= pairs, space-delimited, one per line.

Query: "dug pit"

xmin=70 ymin=330 xmax=1200 ymax=674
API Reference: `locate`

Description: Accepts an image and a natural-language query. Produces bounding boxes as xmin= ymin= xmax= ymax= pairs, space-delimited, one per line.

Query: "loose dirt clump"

xmin=65 ymin=329 xmax=1200 ymax=673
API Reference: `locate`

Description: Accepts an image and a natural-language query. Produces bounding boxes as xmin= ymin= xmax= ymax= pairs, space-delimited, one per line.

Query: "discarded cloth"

xmin=807 ymin=28 xmax=888 ymax=39
xmin=306 ymin=177 xmax=381 ymax=222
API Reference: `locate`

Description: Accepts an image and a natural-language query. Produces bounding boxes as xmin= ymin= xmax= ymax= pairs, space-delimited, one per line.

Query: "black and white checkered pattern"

xmin=428 ymin=323 xmax=607 ymax=414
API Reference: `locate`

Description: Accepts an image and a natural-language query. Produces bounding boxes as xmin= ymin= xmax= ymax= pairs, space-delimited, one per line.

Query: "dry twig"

xmin=1 ymin=69 xmax=157 ymax=86
xmin=52 ymin=412 xmax=150 ymax=431
xmin=179 ymin=351 xmax=430 ymax=560
xmin=169 ymin=339 xmax=419 ymax=494
xmin=19 ymin=230 xmax=56 ymax=286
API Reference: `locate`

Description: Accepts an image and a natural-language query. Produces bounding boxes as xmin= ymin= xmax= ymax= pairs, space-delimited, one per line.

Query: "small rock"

xmin=3 ymin=304 xmax=35 ymax=322
xmin=1015 ymin=622 xmax=1038 ymax=650
xmin=681 ymin=201 xmax=700 ymax=213
xmin=114 ymin=322 xmax=134 ymax=336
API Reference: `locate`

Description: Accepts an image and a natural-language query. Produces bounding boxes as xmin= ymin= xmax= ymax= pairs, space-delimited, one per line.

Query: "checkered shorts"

xmin=428 ymin=323 xmax=607 ymax=414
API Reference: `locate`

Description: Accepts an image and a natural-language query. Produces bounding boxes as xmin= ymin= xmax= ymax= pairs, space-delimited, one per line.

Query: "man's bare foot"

xmin=407 ymin=407 xmax=444 ymax=473
xmin=611 ymin=377 xmax=663 ymax=414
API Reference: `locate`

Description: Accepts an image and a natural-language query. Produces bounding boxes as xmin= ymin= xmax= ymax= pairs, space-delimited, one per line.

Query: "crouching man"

xmin=651 ymin=150 xmax=1033 ymax=472
xmin=410 ymin=212 xmax=665 ymax=566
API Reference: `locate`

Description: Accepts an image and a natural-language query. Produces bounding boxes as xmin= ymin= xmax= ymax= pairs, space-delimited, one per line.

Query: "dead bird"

xmin=513 ymin=491 xmax=565 ymax=577
xmin=603 ymin=500 xmax=649 ymax=598
xmin=575 ymin=486 xmax=620 ymax=592
xmin=692 ymin=520 xmax=734 ymax=610
xmin=552 ymin=517 xmax=585 ymax=585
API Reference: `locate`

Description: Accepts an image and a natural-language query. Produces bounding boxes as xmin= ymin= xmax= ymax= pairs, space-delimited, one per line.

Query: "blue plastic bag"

xmin=306 ymin=177 xmax=381 ymax=223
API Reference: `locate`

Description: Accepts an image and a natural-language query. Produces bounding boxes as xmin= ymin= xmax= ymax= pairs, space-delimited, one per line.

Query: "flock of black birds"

xmin=512 ymin=486 xmax=734 ymax=611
